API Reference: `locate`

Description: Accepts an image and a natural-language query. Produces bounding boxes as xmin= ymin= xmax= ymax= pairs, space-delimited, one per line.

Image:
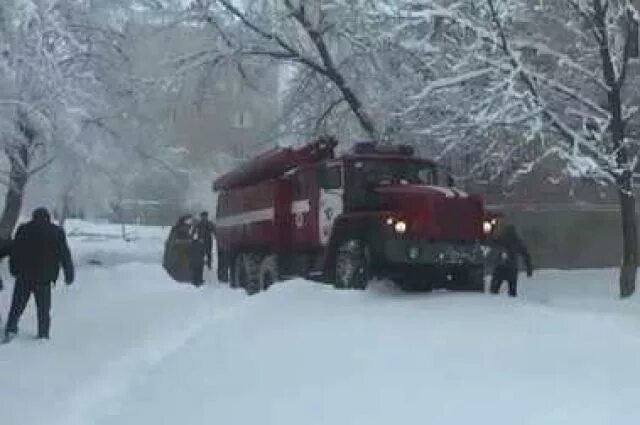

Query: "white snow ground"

xmin=1 ymin=220 xmax=640 ymax=425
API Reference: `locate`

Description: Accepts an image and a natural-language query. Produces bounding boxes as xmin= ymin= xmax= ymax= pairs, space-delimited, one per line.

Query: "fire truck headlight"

xmin=394 ymin=220 xmax=407 ymax=234
xmin=483 ymin=221 xmax=493 ymax=234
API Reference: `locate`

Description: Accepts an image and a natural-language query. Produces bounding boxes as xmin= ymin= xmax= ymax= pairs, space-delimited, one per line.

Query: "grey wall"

xmin=500 ymin=208 xmax=629 ymax=270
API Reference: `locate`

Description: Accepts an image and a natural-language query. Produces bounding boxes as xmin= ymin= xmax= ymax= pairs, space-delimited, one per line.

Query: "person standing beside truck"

xmin=193 ymin=211 xmax=215 ymax=270
xmin=163 ymin=215 xmax=194 ymax=283
xmin=488 ymin=223 xmax=533 ymax=297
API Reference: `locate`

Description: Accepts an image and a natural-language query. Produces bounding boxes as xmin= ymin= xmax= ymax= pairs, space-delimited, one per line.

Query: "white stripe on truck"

xmin=291 ymin=199 xmax=311 ymax=214
xmin=215 ymin=199 xmax=311 ymax=228
xmin=215 ymin=208 xmax=275 ymax=228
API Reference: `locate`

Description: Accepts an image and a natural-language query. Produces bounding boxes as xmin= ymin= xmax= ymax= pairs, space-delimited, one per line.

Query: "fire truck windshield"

xmin=347 ymin=159 xmax=439 ymax=209
xmin=352 ymin=159 xmax=437 ymax=186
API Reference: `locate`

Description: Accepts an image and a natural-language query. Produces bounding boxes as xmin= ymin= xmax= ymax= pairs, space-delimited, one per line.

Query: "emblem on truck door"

xmin=324 ymin=207 xmax=334 ymax=221
xmin=319 ymin=189 xmax=343 ymax=245
xmin=295 ymin=212 xmax=305 ymax=228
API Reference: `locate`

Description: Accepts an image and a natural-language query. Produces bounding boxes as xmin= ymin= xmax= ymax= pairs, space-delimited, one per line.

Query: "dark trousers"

xmin=5 ymin=279 xmax=52 ymax=337
xmin=490 ymin=266 xmax=518 ymax=297
xmin=192 ymin=261 xmax=204 ymax=286
xmin=190 ymin=242 xmax=205 ymax=286
xmin=204 ymin=239 xmax=212 ymax=269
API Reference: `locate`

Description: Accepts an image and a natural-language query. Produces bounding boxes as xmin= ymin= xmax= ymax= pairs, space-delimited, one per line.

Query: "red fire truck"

xmin=213 ymin=137 xmax=493 ymax=294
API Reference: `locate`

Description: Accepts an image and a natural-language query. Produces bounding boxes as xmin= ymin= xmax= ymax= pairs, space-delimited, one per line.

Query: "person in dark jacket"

xmin=488 ymin=223 xmax=533 ymax=297
xmin=3 ymin=207 xmax=74 ymax=341
xmin=162 ymin=215 xmax=194 ymax=283
xmin=192 ymin=211 xmax=215 ymax=270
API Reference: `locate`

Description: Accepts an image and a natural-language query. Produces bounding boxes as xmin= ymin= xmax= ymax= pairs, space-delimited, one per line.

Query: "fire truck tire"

xmin=334 ymin=240 xmax=370 ymax=290
xmin=232 ymin=255 xmax=247 ymax=289
xmin=449 ymin=266 xmax=485 ymax=292
xmin=466 ymin=266 xmax=486 ymax=292
xmin=242 ymin=253 xmax=262 ymax=296
xmin=258 ymin=255 xmax=279 ymax=291
xmin=217 ymin=252 xmax=230 ymax=283
xmin=394 ymin=275 xmax=433 ymax=292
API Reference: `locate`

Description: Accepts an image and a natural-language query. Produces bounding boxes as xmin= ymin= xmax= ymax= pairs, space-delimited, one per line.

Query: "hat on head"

xmin=32 ymin=207 xmax=51 ymax=223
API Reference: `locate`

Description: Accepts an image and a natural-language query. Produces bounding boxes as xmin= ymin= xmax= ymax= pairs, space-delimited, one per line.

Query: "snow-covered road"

xmin=2 ymin=221 xmax=640 ymax=425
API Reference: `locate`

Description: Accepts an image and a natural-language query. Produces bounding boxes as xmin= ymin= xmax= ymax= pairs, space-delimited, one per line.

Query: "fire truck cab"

xmin=214 ymin=138 xmax=489 ymax=294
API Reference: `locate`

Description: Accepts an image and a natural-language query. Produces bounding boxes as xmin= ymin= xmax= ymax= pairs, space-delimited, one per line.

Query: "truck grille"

xmin=435 ymin=198 xmax=481 ymax=241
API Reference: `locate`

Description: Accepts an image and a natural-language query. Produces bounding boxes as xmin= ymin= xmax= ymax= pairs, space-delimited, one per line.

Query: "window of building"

xmin=232 ymin=111 xmax=253 ymax=128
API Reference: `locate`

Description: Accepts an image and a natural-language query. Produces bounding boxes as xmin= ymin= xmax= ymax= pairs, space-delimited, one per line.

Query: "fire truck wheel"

xmin=243 ymin=254 xmax=262 ymax=295
xmin=449 ymin=266 xmax=485 ymax=292
xmin=466 ymin=266 xmax=486 ymax=292
xmin=394 ymin=275 xmax=433 ymax=292
xmin=259 ymin=255 xmax=279 ymax=290
xmin=334 ymin=240 xmax=370 ymax=290
xmin=232 ymin=255 xmax=248 ymax=289
xmin=217 ymin=252 xmax=230 ymax=283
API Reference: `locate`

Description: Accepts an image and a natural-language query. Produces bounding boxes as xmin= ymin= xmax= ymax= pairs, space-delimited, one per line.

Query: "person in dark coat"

xmin=4 ymin=207 xmax=74 ymax=341
xmin=192 ymin=211 xmax=215 ymax=270
xmin=163 ymin=215 xmax=194 ymax=283
xmin=488 ymin=223 xmax=533 ymax=297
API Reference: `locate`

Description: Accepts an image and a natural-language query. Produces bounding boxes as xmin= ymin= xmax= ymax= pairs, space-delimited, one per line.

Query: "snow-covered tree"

xmin=182 ymin=0 xmax=386 ymax=142
xmin=0 ymin=0 xmax=106 ymax=237
xmin=0 ymin=1 xmax=195 ymax=231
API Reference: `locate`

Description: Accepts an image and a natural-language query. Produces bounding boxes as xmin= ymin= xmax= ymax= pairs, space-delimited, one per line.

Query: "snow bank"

xmin=94 ymin=277 xmax=640 ymax=425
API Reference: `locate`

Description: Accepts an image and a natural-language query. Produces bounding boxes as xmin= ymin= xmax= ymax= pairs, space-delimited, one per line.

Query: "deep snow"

xmin=1 ymin=221 xmax=640 ymax=425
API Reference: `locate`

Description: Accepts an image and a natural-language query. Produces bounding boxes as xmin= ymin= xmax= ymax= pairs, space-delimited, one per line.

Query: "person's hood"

xmin=32 ymin=208 xmax=51 ymax=224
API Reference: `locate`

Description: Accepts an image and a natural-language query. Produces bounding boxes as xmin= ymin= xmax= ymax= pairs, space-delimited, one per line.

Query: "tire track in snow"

xmin=56 ymin=290 xmax=250 ymax=425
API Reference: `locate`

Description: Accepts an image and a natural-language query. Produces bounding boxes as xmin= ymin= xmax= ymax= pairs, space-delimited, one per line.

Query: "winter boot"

xmin=2 ymin=331 xmax=16 ymax=344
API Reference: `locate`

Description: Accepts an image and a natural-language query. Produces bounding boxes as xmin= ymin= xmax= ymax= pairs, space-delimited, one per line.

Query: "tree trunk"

xmin=59 ymin=192 xmax=70 ymax=228
xmin=591 ymin=0 xmax=637 ymax=297
xmin=618 ymin=170 xmax=637 ymax=298
xmin=116 ymin=190 xmax=126 ymax=241
xmin=0 ymin=149 xmax=29 ymax=240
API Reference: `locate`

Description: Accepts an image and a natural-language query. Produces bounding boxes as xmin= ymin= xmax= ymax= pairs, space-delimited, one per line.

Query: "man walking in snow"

xmin=193 ymin=211 xmax=215 ymax=270
xmin=488 ymin=223 xmax=533 ymax=297
xmin=3 ymin=207 xmax=74 ymax=342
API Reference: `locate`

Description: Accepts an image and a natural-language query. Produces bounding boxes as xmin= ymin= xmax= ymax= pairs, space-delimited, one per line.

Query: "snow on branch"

xmin=410 ymin=68 xmax=492 ymax=101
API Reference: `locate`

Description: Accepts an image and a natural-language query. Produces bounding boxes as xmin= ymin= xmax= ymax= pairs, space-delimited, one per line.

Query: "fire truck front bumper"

xmin=382 ymin=240 xmax=485 ymax=266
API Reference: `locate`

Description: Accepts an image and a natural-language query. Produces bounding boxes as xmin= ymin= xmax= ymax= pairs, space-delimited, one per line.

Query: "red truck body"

xmin=214 ymin=138 xmax=491 ymax=293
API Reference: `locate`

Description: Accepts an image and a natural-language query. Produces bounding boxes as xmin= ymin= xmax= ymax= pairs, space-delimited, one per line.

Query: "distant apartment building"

xmin=123 ymin=16 xmax=280 ymax=169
